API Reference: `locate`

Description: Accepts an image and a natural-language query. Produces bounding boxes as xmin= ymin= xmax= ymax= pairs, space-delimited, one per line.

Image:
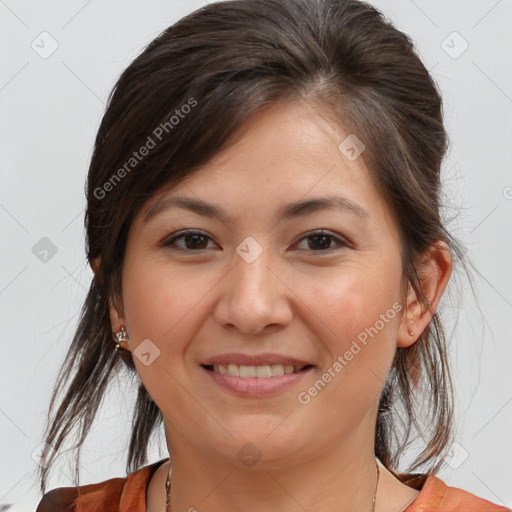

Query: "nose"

xmin=213 ymin=242 xmax=293 ymax=335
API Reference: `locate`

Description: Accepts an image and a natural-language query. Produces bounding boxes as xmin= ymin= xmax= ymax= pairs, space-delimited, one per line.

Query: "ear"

xmin=109 ymin=295 xmax=126 ymax=332
xmin=108 ymin=294 xmax=131 ymax=351
xmin=91 ymin=256 xmax=130 ymax=350
xmin=397 ymin=241 xmax=452 ymax=348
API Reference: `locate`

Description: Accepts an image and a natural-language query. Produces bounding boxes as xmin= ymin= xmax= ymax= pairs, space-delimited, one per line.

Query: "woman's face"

xmin=114 ymin=98 xmax=412 ymax=468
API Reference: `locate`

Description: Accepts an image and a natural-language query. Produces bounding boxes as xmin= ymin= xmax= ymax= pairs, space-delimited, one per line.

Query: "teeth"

xmin=240 ymin=365 xmax=256 ymax=377
xmin=227 ymin=364 xmax=239 ymax=376
xmin=256 ymin=365 xmax=272 ymax=378
xmin=284 ymin=365 xmax=295 ymax=374
xmin=211 ymin=363 xmax=304 ymax=377
xmin=271 ymin=364 xmax=284 ymax=376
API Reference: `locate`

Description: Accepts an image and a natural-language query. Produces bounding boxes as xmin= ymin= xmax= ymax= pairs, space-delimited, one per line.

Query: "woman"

xmin=35 ymin=0 xmax=510 ymax=511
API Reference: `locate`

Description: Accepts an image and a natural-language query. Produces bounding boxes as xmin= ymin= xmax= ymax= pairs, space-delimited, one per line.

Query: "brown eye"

xmin=295 ymin=231 xmax=349 ymax=252
xmin=162 ymin=230 xmax=216 ymax=251
xmin=160 ymin=229 xmax=349 ymax=253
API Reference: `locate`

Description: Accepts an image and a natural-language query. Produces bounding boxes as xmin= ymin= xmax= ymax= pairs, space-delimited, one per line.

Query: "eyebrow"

xmin=143 ymin=194 xmax=370 ymax=224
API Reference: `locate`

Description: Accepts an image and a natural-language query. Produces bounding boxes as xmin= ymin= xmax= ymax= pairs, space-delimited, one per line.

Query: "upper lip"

xmin=200 ymin=353 xmax=314 ymax=368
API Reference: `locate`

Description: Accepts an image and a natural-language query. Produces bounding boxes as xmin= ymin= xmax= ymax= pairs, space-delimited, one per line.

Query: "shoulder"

xmin=35 ymin=476 xmax=125 ymax=512
xmin=35 ymin=486 xmax=79 ymax=512
xmin=35 ymin=458 xmax=169 ymax=512
xmin=406 ymin=474 xmax=511 ymax=512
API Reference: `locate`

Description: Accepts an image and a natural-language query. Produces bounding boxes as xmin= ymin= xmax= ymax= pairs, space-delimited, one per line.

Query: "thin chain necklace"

xmin=165 ymin=460 xmax=380 ymax=512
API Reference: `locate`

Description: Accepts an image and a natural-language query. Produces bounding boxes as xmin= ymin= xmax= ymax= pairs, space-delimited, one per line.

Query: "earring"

xmin=113 ymin=326 xmax=129 ymax=352
xmin=407 ymin=328 xmax=415 ymax=337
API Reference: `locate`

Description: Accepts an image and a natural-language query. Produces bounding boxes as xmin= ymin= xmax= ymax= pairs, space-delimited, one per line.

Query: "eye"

xmin=293 ymin=230 xmax=349 ymax=252
xmin=160 ymin=229 xmax=350 ymax=253
xmin=160 ymin=230 xmax=218 ymax=251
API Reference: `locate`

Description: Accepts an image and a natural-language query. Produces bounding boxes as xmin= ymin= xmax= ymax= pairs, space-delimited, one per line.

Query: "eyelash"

xmin=160 ymin=229 xmax=350 ymax=253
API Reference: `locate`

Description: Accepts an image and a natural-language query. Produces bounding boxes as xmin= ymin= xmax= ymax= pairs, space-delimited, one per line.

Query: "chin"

xmin=218 ymin=429 xmax=311 ymax=468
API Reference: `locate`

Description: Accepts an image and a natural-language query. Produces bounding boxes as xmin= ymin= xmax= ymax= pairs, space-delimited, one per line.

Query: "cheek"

xmin=121 ymin=257 xmax=219 ymax=360
xmin=120 ymin=260 xmax=205 ymax=410
xmin=122 ymin=253 xmax=193 ymax=332
xmin=294 ymin=260 xmax=402 ymax=399
xmin=304 ymin=263 xmax=400 ymax=341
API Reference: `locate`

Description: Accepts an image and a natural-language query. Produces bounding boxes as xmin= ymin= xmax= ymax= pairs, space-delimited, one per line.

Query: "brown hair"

xmin=38 ymin=0 xmax=471 ymax=493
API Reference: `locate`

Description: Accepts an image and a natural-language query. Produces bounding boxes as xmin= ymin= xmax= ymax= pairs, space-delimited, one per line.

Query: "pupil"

xmin=309 ymin=235 xmax=330 ymax=250
xmin=186 ymin=234 xmax=206 ymax=249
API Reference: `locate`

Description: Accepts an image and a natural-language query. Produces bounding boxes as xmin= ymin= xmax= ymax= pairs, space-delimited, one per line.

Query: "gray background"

xmin=1 ymin=0 xmax=511 ymax=510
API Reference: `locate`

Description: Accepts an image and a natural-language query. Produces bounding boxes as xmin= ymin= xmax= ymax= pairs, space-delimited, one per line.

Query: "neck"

xmin=163 ymin=429 xmax=380 ymax=512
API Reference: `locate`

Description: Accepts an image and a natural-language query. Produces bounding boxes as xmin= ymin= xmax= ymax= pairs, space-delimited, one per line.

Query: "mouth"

xmin=200 ymin=361 xmax=316 ymax=397
xmin=199 ymin=353 xmax=316 ymax=397
xmin=201 ymin=363 xmax=314 ymax=378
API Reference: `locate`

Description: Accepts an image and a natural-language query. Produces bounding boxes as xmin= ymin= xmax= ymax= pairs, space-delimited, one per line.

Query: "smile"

xmin=202 ymin=363 xmax=312 ymax=378
xmin=200 ymin=363 xmax=315 ymax=397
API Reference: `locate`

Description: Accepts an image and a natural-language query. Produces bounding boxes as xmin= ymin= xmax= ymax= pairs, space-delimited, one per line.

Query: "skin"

xmin=101 ymin=97 xmax=452 ymax=512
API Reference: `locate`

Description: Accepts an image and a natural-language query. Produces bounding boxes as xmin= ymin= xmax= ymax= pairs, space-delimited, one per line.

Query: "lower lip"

xmin=201 ymin=366 xmax=314 ymax=397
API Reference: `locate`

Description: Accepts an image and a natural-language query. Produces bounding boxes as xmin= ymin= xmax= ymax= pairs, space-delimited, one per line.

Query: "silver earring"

xmin=113 ymin=326 xmax=129 ymax=352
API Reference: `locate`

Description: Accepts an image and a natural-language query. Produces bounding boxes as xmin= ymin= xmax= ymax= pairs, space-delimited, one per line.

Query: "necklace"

xmin=165 ymin=459 xmax=380 ymax=512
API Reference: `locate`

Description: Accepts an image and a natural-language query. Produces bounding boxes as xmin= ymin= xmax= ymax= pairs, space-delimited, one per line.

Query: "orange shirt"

xmin=36 ymin=457 xmax=510 ymax=512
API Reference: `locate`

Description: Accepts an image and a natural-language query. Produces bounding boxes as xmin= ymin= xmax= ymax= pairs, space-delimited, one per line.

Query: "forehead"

xmin=137 ymin=98 xmax=397 ymax=234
